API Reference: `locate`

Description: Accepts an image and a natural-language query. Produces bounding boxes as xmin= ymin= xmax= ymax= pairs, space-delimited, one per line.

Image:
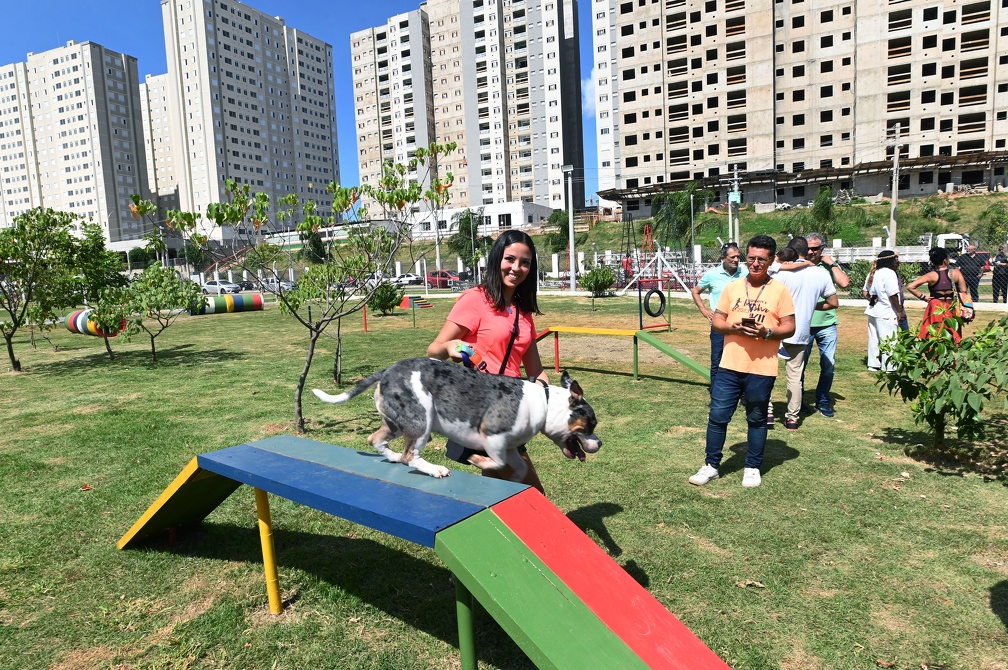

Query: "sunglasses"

xmin=807 ymin=245 xmax=823 ymax=252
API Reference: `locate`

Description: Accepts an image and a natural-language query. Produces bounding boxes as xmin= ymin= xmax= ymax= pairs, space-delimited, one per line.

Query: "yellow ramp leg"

xmin=255 ymin=488 xmax=283 ymax=614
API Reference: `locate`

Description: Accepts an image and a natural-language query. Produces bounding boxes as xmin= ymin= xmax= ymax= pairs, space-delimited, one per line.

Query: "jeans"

xmin=802 ymin=324 xmax=837 ymax=408
xmin=706 ymin=368 xmax=776 ymax=469
xmin=709 ymin=328 xmax=724 ymax=394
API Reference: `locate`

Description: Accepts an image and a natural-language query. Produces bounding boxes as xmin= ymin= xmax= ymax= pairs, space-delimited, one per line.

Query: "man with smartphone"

xmin=689 ymin=235 xmax=796 ymax=489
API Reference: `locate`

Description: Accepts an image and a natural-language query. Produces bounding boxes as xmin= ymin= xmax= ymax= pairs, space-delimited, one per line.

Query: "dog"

xmin=312 ymin=357 xmax=601 ymax=481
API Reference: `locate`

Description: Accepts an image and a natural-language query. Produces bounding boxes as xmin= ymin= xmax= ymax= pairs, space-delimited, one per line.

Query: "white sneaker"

xmin=742 ymin=468 xmax=762 ymax=488
xmin=689 ymin=464 xmax=720 ymax=486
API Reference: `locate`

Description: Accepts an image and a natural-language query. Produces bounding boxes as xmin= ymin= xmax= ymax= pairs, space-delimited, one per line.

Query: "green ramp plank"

xmin=242 ymin=435 xmax=527 ymax=508
xmin=435 ymin=510 xmax=649 ymax=670
xmin=493 ymin=489 xmax=730 ymax=669
xmin=636 ymin=330 xmax=711 ymax=381
xmin=117 ymin=457 xmax=241 ymax=549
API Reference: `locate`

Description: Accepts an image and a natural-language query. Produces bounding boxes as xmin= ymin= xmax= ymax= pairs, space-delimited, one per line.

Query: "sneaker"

xmin=785 ymin=418 xmax=799 ymax=431
xmin=799 ymin=404 xmax=816 ymax=416
xmin=688 ymin=464 xmax=720 ymax=486
xmin=817 ymin=403 xmax=835 ymax=418
xmin=742 ymin=468 xmax=762 ymax=488
xmin=766 ymin=407 xmax=775 ymax=427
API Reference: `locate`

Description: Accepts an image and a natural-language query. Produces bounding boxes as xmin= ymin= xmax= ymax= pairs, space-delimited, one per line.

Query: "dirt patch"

xmin=551 ymin=334 xmax=698 ymax=366
xmin=779 ymin=640 xmax=824 ymax=670
xmin=51 ymin=646 xmax=122 ymax=670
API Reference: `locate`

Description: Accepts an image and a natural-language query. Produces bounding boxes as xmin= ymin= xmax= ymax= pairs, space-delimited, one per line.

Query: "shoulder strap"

xmin=498 ymin=304 xmax=521 ymax=376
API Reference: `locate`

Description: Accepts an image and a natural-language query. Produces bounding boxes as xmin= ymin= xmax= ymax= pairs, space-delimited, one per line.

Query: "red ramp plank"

xmin=492 ymin=489 xmax=730 ymax=669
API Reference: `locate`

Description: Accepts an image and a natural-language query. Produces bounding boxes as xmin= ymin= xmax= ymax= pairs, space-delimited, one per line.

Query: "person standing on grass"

xmin=800 ymin=232 xmax=850 ymax=418
xmin=427 ymin=230 xmax=548 ymax=494
xmin=772 ymin=236 xmax=838 ymax=430
xmin=992 ymin=245 xmax=1008 ymax=304
xmin=690 ymin=242 xmax=746 ymax=394
xmin=906 ymin=246 xmax=974 ymax=343
xmin=689 ymin=235 xmax=796 ymax=489
xmin=863 ymin=250 xmax=906 ymax=372
xmin=955 ymin=244 xmax=985 ymax=303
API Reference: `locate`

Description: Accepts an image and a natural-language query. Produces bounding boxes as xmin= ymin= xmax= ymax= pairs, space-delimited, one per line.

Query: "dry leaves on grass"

xmin=734 ymin=580 xmax=765 ymax=589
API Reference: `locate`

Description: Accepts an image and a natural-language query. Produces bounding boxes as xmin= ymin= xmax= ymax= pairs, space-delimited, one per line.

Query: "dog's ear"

xmin=561 ymin=371 xmax=584 ymax=403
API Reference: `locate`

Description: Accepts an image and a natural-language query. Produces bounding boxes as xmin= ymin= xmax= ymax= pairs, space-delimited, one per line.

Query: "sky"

xmin=0 ymin=0 xmax=599 ymax=204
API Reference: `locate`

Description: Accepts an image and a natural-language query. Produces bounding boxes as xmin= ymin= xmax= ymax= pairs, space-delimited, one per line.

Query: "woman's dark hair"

xmin=481 ymin=229 xmax=542 ymax=314
xmin=876 ymin=250 xmax=899 ymax=270
xmin=929 ymin=246 xmax=949 ymax=268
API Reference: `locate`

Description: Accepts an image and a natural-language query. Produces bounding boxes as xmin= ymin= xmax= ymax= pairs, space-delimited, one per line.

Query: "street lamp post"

xmin=562 ymin=164 xmax=575 ymax=291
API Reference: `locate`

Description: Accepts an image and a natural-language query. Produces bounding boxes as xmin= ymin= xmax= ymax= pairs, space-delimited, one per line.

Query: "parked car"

xmin=394 ymin=273 xmax=422 ymax=286
xmin=234 ymin=279 xmax=256 ymax=291
xmin=202 ymin=279 xmax=241 ymax=295
xmin=427 ymin=270 xmax=460 ymax=288
xmin=262 ymin=277 xmax=294 ymax=292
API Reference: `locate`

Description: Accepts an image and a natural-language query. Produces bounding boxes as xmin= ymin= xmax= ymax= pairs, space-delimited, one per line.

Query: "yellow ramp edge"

xmin=117 ymin=457 xmax=242 ymax=549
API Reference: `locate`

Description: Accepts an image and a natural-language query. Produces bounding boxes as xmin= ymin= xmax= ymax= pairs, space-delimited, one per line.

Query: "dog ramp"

xmin=436 ymin=488 xmax=729 ymax=670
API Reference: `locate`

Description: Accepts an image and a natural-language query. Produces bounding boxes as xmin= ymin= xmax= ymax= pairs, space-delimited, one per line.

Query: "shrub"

xmin=878 ymin=315 xmax=1008 ymax=456
xmin=579 ymin=264 xmax=616 ymax=298
xmin=366 ymin=282 xmax=404 ymax=316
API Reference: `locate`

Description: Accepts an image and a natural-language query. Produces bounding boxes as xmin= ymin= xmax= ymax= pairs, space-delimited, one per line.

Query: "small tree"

xmin=0 ymin=208 xmax=80 ymax=372
xmin=446 ymin=207 xmax=491 ymax=275
xmin=124 ymin=262 xmax=203 ymax=363
xmin=579 ymin=264 xmax=616 ymax=308
xmin=651 ymin=182 xmax=714 ymax=243
xmin=878 ymin=315 xmax=1008 ymax=453
xmin=367 ymin=282 xmax=405 ymax=316
xmin=73 ymin=223 xmax=129 ymax=360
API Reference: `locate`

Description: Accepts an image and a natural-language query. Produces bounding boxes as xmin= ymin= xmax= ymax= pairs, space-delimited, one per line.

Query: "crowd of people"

xmin=688 ymin=233 xmax=1001 ymax=489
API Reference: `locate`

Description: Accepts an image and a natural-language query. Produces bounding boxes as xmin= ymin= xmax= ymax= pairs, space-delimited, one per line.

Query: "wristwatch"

xmin=763 ymin=328 xmax=774 ymax=340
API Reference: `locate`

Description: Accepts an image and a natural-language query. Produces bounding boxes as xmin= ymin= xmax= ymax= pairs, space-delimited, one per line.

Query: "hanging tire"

xmin=644 ymin=288 xmax=666 ymax=318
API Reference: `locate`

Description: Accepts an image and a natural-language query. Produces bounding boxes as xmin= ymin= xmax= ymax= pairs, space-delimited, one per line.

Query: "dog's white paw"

xmin=412 ymin=458 xmax=451 ymax=478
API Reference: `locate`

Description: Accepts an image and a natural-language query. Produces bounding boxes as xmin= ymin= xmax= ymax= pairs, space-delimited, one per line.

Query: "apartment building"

xmin=140 ymin=73 xmax=180 ymax=219
xmin=353 ymin=0 xmax=584 ymax=223
xmin=158 ymin=0 xmax=339 ymax=240
xmin=351 ymin=9 xmax=437 ymax=208
xmin=594 ymin=0 xmax=1008 ymax=216
xmin=0 ymin=41 xmax=150 ymax=247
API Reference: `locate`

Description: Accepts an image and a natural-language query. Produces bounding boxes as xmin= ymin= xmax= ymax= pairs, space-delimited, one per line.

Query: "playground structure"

xmin=119 ymin=435 xmax=729 ymax=670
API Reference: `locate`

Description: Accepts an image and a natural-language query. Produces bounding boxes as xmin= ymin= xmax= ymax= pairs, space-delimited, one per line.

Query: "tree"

xmin=651 ymin=182 xmax=713 ymax=244
xmin=781 ymin=186 xmax=841 ymax=239
xmin=975 ymin=202 xmax=1008 ymax=248
xmin=446 ymin=208 xmax=491 ymax=274
xmin=579 ymin=264 xmax=616 ymax=308
xmin=123 ymin=262 xmax=203 ymax=363
xmin=367 ymin=282 xmax=405 ymax=316
xmin=0 ymin=208 xmax=80 ymax=372
xmin=73 ymin=223 xmax=129 ymax=360
xmin=878 ymin=315 xmax=1008 ymax=453
xmin=544 ymin=209 xmax=570 ymax=254
xmin=135 ymin=142 xmax=456 ymax=433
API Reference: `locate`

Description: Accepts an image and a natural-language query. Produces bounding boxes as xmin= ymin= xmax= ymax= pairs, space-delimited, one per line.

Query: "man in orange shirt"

xmin=689 ymin=235 xmax=796 ymax=488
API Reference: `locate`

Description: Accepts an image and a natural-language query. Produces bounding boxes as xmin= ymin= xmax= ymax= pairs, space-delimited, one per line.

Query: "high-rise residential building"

xmin=351 ymin=9 xmax=437 ymax=207
xmin=0 ymin=41 xmax=150 ymax=247
xmin=353 ymin=0 xmax=584 ymax=216
xmin=159 ymin=0 xmax=339 ymax=240
xmin=140 ymin=74 xmax=180 ymax=219
xmin=593 ymin=0 xmax=1008 ymax=216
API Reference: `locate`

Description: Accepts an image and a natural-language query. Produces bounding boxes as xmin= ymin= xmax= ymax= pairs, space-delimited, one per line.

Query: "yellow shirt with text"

xmin=716 ymin=277 xmax=795 ymax=377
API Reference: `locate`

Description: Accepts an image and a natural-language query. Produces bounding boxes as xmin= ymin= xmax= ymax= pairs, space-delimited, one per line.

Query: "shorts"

xmin=445 ymin=439 xmax=527 ymax=464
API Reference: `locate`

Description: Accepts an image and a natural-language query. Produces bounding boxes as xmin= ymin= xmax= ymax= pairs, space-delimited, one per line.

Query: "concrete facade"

xmin=159 ymin=0 xmax=339 ymax=240
xmin=0 ymin=41 xmax=150 ymax=246
xmin=593 ymin=0 xmax=1008 ymax=216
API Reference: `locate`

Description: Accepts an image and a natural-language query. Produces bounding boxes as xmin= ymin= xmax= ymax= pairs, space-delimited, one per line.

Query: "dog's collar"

xmin=534 ymin=377 xmax=549 ymax=402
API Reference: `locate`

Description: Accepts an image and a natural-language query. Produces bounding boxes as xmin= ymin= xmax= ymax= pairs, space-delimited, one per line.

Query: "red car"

xmin=427 ymin=270 xmax=460 ymax=288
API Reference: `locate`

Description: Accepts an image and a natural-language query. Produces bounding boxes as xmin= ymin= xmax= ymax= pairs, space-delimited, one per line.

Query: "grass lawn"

xmin=1 ymin=295 xmax=1006 ymax=670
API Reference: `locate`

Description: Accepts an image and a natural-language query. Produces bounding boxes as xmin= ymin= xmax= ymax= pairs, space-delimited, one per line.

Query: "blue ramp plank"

xmin=242 ymin=435 xmax=526 ymax=508
xmin=197 ymin=443 xmax=484 ymax=547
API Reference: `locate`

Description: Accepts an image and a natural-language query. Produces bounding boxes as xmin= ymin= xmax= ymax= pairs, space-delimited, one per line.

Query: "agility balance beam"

xmin=538 ymin=327 xmax=711 ymax=382
xmin=119 ymin=435 xmax=728 ymax=669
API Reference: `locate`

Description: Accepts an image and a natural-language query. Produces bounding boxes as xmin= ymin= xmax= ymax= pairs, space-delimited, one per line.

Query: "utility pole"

xmin=887 ymin=123 xmax=903 ymax=249
xmin=727 ymin=165 xmax=741 ymax=242
xmin=563 ymin=164 xmax=575 ymax=291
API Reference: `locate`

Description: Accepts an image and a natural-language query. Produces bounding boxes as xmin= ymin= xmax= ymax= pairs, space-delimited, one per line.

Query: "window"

xmin=821 ymin=109 xmax=833 ymax=122
xmin=792 ymin=16 xmax=804 ymax=28
xmin=922 ymin=62 xmax=937 ymax=76
xmin=923 ymin=34 xmax=937 ymax=49
xmin=922 ymin=90 xmax=936 ymax=103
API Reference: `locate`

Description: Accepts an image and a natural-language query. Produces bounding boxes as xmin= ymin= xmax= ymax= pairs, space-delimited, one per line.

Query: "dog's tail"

xmin=312 ymin=371 xmax=384 ymax=405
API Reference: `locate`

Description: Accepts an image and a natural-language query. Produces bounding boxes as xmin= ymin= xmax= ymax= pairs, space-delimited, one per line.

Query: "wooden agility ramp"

xmin=119 ymin=435 xmax=728 ymax=669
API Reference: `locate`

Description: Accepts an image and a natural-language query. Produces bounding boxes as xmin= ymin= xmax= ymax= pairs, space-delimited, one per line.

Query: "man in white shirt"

xmin=774 ymin=237 xmax=839 ymax=430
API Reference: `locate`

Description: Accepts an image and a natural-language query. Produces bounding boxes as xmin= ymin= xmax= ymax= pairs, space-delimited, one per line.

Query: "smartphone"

xmin=741 ymin=317 xmax=757 ymax=329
